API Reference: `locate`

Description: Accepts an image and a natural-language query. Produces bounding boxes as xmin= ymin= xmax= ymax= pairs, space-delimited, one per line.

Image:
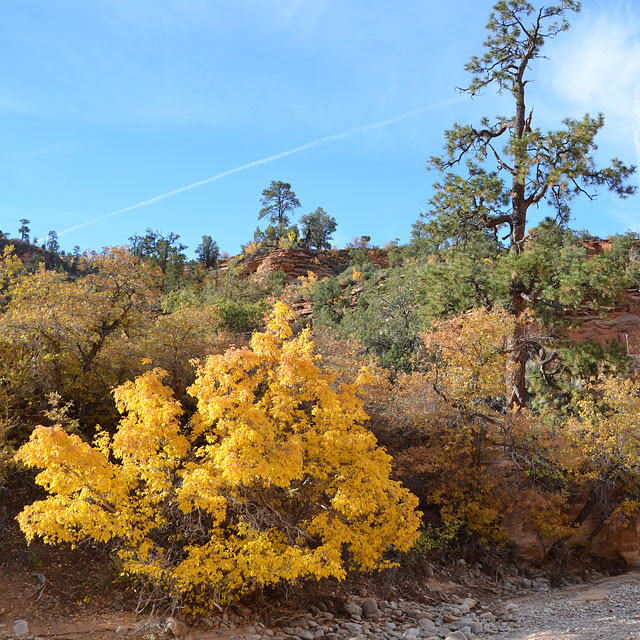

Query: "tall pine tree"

xmin=419 ymin=0 xmax=636 ymax=405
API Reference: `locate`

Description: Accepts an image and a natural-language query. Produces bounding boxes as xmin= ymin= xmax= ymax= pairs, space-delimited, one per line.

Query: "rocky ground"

xmin=3 ymin=560 xmax=640 ymax=640
xmin=493 ymin=571 xmax=640 ymax=639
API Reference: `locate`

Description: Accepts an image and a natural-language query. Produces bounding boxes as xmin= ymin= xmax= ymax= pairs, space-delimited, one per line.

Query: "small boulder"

xmin=167 ymin=617 xmax=188 ymax=637
xmin=361 ymin=599 xmax=379 ymax=620
xmin=445 ymin=632 xmax=468 ymax=640
xmin=418 ymin=618 xmax=437 ymax=631
xmin=341 ymin=622 xmax=362 ymax=634
xmin=344 ymin=602 xmax=363 ymax=619
xmin=469 ymin=621 xmax=483 ymax=634
xmin=13 ymin=620 xmax=29 ymax=636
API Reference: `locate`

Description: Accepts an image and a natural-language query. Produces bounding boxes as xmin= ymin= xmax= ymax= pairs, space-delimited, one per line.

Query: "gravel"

xmin=493 ymin=571 xmax=640 ymax=640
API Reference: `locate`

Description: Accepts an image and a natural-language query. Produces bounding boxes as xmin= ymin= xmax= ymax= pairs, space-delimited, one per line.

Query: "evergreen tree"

xmin=419 ymin=0 xmax=636 ymax=405
xmin=195 ymin=235 xmax=220 ymax=269
xmin=128 ymin=229 xmax=187 ymax=291
xmin=18 ymin=219 xmax=30 ymax=243
xmin=257 ymin=181 xmax=301 ymax=245
xmin=300 ymin=207 xmax=337 ymax=251
xmin=46 ymin=230 xmax=60 ymax=254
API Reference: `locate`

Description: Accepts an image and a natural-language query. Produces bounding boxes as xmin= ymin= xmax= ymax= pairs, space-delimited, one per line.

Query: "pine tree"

xmin=419 ymin=0 xmax=636 ymax=405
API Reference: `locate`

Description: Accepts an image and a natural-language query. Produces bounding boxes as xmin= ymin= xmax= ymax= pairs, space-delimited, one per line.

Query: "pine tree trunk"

xmin=507 ymin=80 xmax=529 ymax=408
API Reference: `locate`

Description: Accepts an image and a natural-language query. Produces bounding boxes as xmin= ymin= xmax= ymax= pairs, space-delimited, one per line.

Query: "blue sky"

xmin=1 ymin=0 xmax=639 ymax=256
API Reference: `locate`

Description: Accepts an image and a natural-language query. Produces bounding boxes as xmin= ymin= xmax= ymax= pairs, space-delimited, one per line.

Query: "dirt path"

xmin=493 ymin=571 xmax=640 ymax=640
xmin=4 ymin=562 xmax=640 ymax=639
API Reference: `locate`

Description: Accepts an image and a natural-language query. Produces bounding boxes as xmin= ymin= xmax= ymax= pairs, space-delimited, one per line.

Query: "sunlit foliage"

xmin=15 ymin=303 xmax=420 ymax=609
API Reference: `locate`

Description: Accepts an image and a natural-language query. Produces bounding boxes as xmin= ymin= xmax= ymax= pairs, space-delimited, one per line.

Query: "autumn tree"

xmin=139 ymin=303 xmax=231 ymax=396
xmin=419 ymin=0 xmax=636 ymax=405
xmin=390 ymin=308 xmax=520 ymax=539
xmin=0 ymin=247 xmax=160 ymax=429
xmin=15 ymin=303 xmax=420 ymax=610
xmin=559 ymin=377 xmax=640 ymax=540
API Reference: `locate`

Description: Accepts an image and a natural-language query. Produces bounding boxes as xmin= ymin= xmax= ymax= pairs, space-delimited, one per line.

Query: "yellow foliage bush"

xmin=389 ymin=308 xmax=518 ymax=540
xmin=15 ymin=302 xmax=420 ymax=610
xmin=558 ymin=376 xmax=640 ymax=532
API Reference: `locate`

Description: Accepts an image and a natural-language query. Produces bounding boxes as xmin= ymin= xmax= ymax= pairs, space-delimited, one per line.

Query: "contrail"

xmin=59 ymin=98 xmax=462 ymax=236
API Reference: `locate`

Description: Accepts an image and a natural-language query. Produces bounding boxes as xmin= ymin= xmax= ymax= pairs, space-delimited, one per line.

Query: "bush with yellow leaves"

xmin=15 ymin=302 xmax=420 ymax=611
xmin=390 ymin=308 xmax=521 ymax=540
xmin=559 ymin=375 xmax=640 ymax=536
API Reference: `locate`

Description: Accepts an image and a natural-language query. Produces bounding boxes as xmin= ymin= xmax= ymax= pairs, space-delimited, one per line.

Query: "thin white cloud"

xmin=548 ymin=6 xmax=640 ymax=129
xmin=634 ymin=88 xmax=640 ymax=185
xmin=59 ymin=98 xmax=462 ymax=236
xmin=545 ymin=4 xmax=640 ymax=195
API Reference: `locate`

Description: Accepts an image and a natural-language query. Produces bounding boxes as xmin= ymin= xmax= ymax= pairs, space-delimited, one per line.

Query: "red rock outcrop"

xmin=219 ymin=248 xmax=388 ymax=282
xmin=503 ymin=499 xmax=640 ymax=567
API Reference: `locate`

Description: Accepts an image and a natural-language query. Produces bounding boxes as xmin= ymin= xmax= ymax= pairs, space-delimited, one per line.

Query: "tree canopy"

xmin=418 ymin=0 xmax=636 ymax=404
xmin=300 ymin=207 xmax=337 ymax=251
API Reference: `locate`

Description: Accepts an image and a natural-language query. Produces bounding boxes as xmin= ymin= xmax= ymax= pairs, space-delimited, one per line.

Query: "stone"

xmin=291 ymin=619 xmax=310 ymax=629
xmin=417 ymin=618 xmax=437 ymax=631
xmin=361 ymin=599 xmax=379 ymax=620
xmin=570 ymin=588 xmax=610 ymax=603
xmin=505 ymin=602 xmax=519 ymax=612
xmin=444 ymin=633 xmax=468 ymax=640
xmin=297 ymin=631 xmax=314 ymax=640
xmin=416 ymin=612 xmax=434 ymax=621
xmin=13 ymin=620 xmax=29 ymax=636
xmin=469 ymin=621 xmax=483 ymax=634
xmin=341 ymin=622 xmax=363 ymax=634
xmin=344 ymin=603 xmax=363 ymax=619
xmin=167 ymin=618 xmax=189 ymax=637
